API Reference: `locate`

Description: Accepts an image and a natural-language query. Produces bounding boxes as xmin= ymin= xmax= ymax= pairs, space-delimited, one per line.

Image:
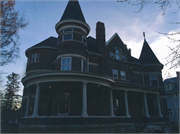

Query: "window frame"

xmin=62 ymin=33 xmax=73 ymax=41
xmin=110 ymin=51 xmax=115 ymax=59
xmin=115 ymin=48 xmax=121 ymax=60
xmin=81 ymin=59 xmax=86 ymax=72
xmin=122 ymin=54 xmax=126 ymax=61
xmin=31 ymin=53 xmax=39 ymax=63
xmin=82 ymin=36 xmax=87 ymax=44
xmin=120 ymin=71 xmax=126 ymax=80
xmin=58 ymin=92 xmax=70 ymax=115
xmin=149 ymin=74 xmax=159 ymax=87
xmin=63 ymin=28 xmax=73 ymax=33
xmin=61 ymin=57 xmax=72 ymax=71
xmin=113 ymin=69 xmax=118 ymax=79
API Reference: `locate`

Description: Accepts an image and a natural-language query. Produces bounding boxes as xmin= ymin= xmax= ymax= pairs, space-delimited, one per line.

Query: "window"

xmin=82 ymin=36 xmax=87 ymax=44
xmin=150 ymin=74 xmax=158 ymax=86
xmin=113 ymin=69 xmax=118 ymax=79
xmin=31 ymin=53 xmax=39 ymax=62
xmin=115 ymin=48 xmax=121 ymax=60
xmin=122 ymin=54 xmax=126 ymax=61
xmin=81 ymin=59 xmax=86 ymax=72
xmin=121 ymin=71 xmax=126 ymax=80
xmin=63 ymin=33 xmax=73 ymax=41
xmin=110 ymin=52 xmax=115 ymax=59
xmin=59 ymin=92 xmax=70 ymax=114
xmin=63 ymin=28 xmax=73 ymax=32
xmin=61 ymin=57 xmax=71 ymax=71
xmin=168 ymin=107 xmax=173 ymax=116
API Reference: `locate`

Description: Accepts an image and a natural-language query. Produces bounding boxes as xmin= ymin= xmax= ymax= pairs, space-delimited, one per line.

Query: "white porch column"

xmin=143 ymin=92 xmax=150 ymax=117
xmin=110 ymin=89 xmax=115 ymax=116
xmin=124 ymin=90 xmax=131 ymax=118
xmin=32 ymin=83 xmax=40 ymax=117
xmin=157 ymin=95 xmax=163 ymax=117
xmin=25 ymin=94 xmax=30 ymax=117
xmin=81 ymin=82 xmax=88 ymax=117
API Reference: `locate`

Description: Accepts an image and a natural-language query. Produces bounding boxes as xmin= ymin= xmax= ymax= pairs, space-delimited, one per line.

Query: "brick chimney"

xmin=96 ymin=21 xmax=105 ymax=56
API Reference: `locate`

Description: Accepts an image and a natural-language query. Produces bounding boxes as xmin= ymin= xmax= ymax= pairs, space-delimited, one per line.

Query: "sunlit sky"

xmin=1 ymin=0 xmax=180 ymax=95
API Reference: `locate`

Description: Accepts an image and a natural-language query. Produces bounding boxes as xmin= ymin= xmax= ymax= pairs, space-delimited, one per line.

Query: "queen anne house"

xmin=20 ymin=0 xmax=170 ymax=133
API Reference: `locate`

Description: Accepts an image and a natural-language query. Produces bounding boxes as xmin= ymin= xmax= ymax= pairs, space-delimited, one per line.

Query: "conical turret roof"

xmin=139 ymin=39 xmax=162 ymax=65
xmin=60 ymin=0 xmax=86 ymax=23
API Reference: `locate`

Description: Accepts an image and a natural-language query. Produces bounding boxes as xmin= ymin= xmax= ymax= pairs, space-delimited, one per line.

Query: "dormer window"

xmin=31 ymin=53 xmax=39 ymax=63
xmin=110 ymin=52 xmax=115 ymax=59
xmin=63 ymin=33 xmax=73 ymax=41
xmin=150 ymin=74 xmax=159 ymax=86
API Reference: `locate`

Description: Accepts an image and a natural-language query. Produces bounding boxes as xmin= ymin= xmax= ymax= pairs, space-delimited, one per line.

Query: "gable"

xmin=106 ymin=33 xmax=128 ymax=53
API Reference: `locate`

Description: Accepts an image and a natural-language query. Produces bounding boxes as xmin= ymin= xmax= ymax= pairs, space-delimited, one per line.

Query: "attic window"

xmin=115 ymin=48 xmax=121 ymax=60
xmin=63 ymin=33 xmax=73 ymax=41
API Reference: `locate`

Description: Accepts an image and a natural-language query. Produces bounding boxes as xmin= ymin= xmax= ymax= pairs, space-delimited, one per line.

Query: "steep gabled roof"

xmin=60 ymin=0 xmax=86 ymax=23
xmin=29 ymin=37 xmax=57 ymax=49
xmin=87 ymin=36 xmax=99 ymax=53
xmin=106 ymin=33 xmax=124 ymax=46
xmin=139 ymin=39 xmax=162 ymax=65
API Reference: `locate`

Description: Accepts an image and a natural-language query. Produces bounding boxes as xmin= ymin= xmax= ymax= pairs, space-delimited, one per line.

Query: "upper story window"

xmin=63 ymin=28 xmax=73 ymax=33
xmin=110 ymin=51 xmax=115 ymax=59
xmin=120 ymin=71 xmax=126 ymax=80
xmin=31 ymin=53 xmax=39 ymax=63
xmin=168 ymin=107 xmax=173 ymax=116
xmin=81 ymin=59 xmax=86 ymax=72
xmin=150 ymin=74 xmax=159 ymax=86
xmin=62 ymin=33 xmax=73 ymax=41
xmin=59 ymin=92 xmax=70 ymax=115
xmin=115 ymin=48 xmax=121 ymax=60
xmin=113 ymin=69 xmax=118 ymax=79
xmin=61 ymin=57 xmax=71 ymax=71
xmin=122 ymin=54 xmax=126 ymax=61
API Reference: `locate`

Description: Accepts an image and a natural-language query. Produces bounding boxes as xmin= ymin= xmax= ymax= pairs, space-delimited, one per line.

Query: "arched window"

xmin=115 ymin=48 xmax=121 ymax=60
xmin=168 ymin=107 xmax=173 ymax=116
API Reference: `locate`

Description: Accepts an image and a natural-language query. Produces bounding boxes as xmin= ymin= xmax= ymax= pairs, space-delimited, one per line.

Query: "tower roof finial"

xmin=143 ymin=32 xmax=145 ymax=40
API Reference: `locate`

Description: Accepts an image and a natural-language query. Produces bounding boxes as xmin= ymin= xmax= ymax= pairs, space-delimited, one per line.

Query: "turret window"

xmin=63 ymin=33 xmax=73 ymax=41
xmin=81 ymin=59 xmax=86 ymax=72
xmin=61 ymin=57 xmax=71 ymax=71
xmin=63 ymin=28 xmax=73 ymax=32
xmin=150 ymin=74 xmax=159 ymax=86
xmin=31 ymin=53 xmax=39 ymax=63
xmin=82 ymin=36 xmax=87 ymax=44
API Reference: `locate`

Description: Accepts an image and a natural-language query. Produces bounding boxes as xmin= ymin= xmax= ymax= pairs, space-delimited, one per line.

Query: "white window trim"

xmin=120 ymin=71 xmax=126 ymax=80
xmin=61 ymin=57 xmax=72 ymax=71
xmin=149 ymin=74 xmax=159 ymax=87
xmin=58 ymin=92 xmax=70 ymax=115
xmin=62 ymin=33 xmax=73 ymax=41
xmin=113 ymin=69 xmax=118 ymax=79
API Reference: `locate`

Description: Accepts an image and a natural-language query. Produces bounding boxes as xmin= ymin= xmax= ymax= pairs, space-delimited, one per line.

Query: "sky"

xmin=1 ymin=0 xmax=180 ymax=95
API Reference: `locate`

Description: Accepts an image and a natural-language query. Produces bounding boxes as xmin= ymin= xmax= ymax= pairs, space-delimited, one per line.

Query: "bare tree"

xmin=117 ymin=0 xmax=180 ymax=69
xmin=0 ymin=0 xmax=28 ymax=66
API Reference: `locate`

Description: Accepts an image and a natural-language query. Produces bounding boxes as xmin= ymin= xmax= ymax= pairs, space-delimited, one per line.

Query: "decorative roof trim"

xmin=25 ymin=46 xmax=57 ymax=55
xmin=106 ymin=33 xmax=118 ymax=46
